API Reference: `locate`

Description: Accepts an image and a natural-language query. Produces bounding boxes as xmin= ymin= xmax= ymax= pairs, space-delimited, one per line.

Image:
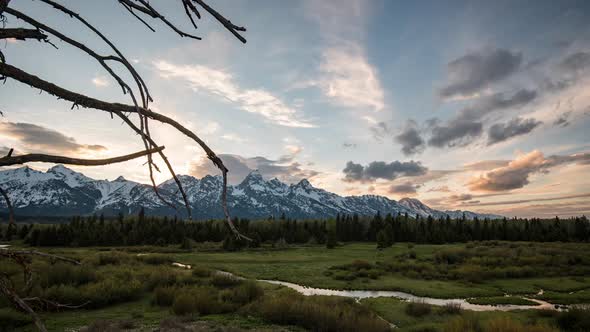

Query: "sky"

xmin=1 ymin=0 xmax=590 ymax=218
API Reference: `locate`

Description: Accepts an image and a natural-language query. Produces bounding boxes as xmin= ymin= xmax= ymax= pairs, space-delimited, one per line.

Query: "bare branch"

xmin=0 ymin=276 xmax=47 ymax=332
xmin=0 ymin=146 xmax=164 ymax=167
xmin=118 ymin=0 xmax=202 ymax=40
xmin=0 ymin=249 xmax=81 ymax=266
xmin=0 ymin=0 xmax=9 ymax=15
xmin=0 ymin=28 xmax=47 ymax=41
xmin=22 ymin=297 xmax=90 ymax=311
xmin=0 ymin=249 xmax=83 ymax=332
xmin=0 ymin=62 xmax=248 ymax=237
xmin=192 ymin=0 xmax=247 ymax=43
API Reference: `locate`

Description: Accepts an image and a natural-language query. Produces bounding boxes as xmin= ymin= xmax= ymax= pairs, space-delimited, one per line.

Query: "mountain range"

xmin=0 ymin=165 xmax=502 ymax=220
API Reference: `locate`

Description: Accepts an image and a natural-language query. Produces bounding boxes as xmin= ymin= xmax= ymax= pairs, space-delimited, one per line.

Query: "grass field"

xmin=175 ymin=242 xmax=590 ymax=301
xmin=2 ymin=241 xmax=590 ymax=331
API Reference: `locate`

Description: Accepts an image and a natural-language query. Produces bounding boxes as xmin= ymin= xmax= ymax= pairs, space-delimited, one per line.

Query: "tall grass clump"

xmin=250 ymin=289 xmax=390 ymax=332
xmin=439 ymin=302 xmax=462 ymax=315
xmin=210 ymin=273 xmax=242 ymax=288
xmin=405 ymin=300 xmax=432 ymax=317
xmin=152 ymin=286 xmax=176 ymax=306
xmin=557 ymin=305 xmax=590 ymax=331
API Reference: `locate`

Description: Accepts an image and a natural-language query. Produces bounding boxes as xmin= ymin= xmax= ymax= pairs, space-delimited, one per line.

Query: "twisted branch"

xmin=0 ymin=249 xmax=84 ymax=332
xmin=1 ymin=1 xmax=252 ymax=330
xmin=0 ymin=146 xmax=164 ymax=167
xmin=0 ymin=62 xmax=249 ymax=237
xmin=0 ymin=28 xmax=46 ymax=40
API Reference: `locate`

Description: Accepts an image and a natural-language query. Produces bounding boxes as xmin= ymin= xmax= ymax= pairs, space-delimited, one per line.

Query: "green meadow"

xmin=1 ymin=241 xmax=590 ymax=331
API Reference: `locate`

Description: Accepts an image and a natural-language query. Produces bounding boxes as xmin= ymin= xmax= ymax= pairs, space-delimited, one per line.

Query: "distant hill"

xmin=0 ymin=165 xmax=502 ymax=220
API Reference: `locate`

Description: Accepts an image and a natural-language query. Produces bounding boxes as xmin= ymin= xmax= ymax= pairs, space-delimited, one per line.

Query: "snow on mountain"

xmin=0 ymin=165 xmax=502 ymax=220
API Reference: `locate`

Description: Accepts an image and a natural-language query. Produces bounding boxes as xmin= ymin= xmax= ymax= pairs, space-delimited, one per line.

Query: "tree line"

xmin=1 ymin=211 xmax=588 ymax=248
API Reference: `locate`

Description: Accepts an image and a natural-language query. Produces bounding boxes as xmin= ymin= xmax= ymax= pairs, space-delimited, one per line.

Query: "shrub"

xmin=440 ymin=302 xmax=462 ymax=315
xmin=43 ymin=284 xmax=87 ymax=306
xmin=405 ymin=301 xmax=431 ymax=317
xmin=350 ymin=260 xmax=373 ymax=270
xmin=191 ymin=286 xmax=225 ymax=314
xmin=145 ymin=266 xmax=178 ymax=290
xmin=172 ymin=293 xmax=197 ymax=315
xmin=152 ymin=286 xmax=176 ymax=306
xmin=557 ymin=305 xmax=590 ymax=331
xmin=92 ymin=251 xmax=132 ymax=266
xmin=251 ymin=290 xmax=390 ymax=332
xmin=223 ymin=281 xmax=264 ymax=305
xmin=191 ymin=266 xmax=212 ymax=278
xmin=443 ymin=316 xmax=481 ymax=332
xmin=435 ymin=249 xmax=469 ymax=265
xmin=333 ymin=272 xmax=356 ymax=281
xmin=484 ymin=317 xmax=556 ymax=332
xmin=0 ymin=308 xmax=33 ymax=330
xmin=137 ymin=254 xmax=172 ymax=265
xmin=82 ymin=277 xmax=142 ymax=308
xmin=210 ymin=273 xmax=241 ymax=288
xmin=171 ymin=286 xmax=227 ymax=315
xmin=536 ymin=309 xmax=558 ymax=318
xmin=37 ymin=262 xmax=97 ymax=288
xmin=274 ymin=237 xmax=288 ymax=249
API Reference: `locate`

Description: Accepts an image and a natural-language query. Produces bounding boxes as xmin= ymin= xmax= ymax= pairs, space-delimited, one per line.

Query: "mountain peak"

xmin=48 ymin=164 xmax=71 ymax=173
xmin=296 ymin=178 xmax=312 ymax=188
xmin=247 ymin=169 xmax=263 ymax=178
xmin=114 ymin=175 xmax=127 ymax=182
xmin=241 ymin=170 xmax=265 ymax=184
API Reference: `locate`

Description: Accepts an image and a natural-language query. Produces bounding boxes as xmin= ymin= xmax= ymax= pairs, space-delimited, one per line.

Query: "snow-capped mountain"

xmin=0 ymin=165 xmax=502 ymax=220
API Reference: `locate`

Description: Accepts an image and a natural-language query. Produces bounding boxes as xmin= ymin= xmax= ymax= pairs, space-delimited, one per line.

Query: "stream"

xmin=213 ymin=270 xmax=559 ymax=312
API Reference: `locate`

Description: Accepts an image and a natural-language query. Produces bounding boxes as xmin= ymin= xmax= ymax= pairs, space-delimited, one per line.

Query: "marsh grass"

xmin=248 ymin=288 xmax=391 ymax=332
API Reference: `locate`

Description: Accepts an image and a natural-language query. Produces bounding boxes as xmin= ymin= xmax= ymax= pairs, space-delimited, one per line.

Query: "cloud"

xmin=439 ymin=48 xmax=522 ymax=99
xmin=370 ymin=122 xmax=391 ymax=142
xmin=0 ymin=122 xmax=106 ymax=155
xmin=91 ymin=76 xmax=109 ymax=87
xmin=427 ymin=185 xmax=451 ymax=193
xmin=284 ymin=144 xmax=303 ymax=155
xmin=189 ymin=154 xmax=319 ymax=185
xmin=389 ymin=182 xmax=421 ymax=196
xmin=553 ymin=111 xmax=572 ymax=127
xmin=302 ymin=1 xmax=385 ymax=112
xmin=460 ymin=193 xmax=590 ymax=207
xmin=343 ymin=160 xmax=428 ymax=183
xmin=220 ymin=133 xmax=246 ymax=143
xmin=560 ymin=52 xmax=590 ymax=73
xmin=487 ymin=117 xmax=543 ymax=145
xmin=395 ymin=120 xmax=425 ymax=155
xmin=427 ymin=119 xmax=483 ymax=148
xmin=154 ymin=61 xmax=314 ymax=128
xmin=468 ymin=150 xmax=590 ymax=192
xmin=447 ymin=193 xmax=474 ymax=202
xmin=457 ymin=89 xmax=537 ymax=122
xmin=463 ymin=160 xmax=510 ymax=171
xmin=315 ymin=45 xmax=385 ymax=111
xmin=199 ymin=121 xmax=220 ymax=135
xmin=426 ymin=89 xmax=536 ymax=148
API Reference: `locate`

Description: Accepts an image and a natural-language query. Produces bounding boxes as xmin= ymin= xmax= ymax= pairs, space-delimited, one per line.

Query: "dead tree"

xmin=0 ymin=1 xmax=250 ymax=330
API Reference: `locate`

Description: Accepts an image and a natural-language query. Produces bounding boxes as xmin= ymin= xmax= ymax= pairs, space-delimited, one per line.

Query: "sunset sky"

xmin=1 ymin=0 xmax=590 ymax=218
